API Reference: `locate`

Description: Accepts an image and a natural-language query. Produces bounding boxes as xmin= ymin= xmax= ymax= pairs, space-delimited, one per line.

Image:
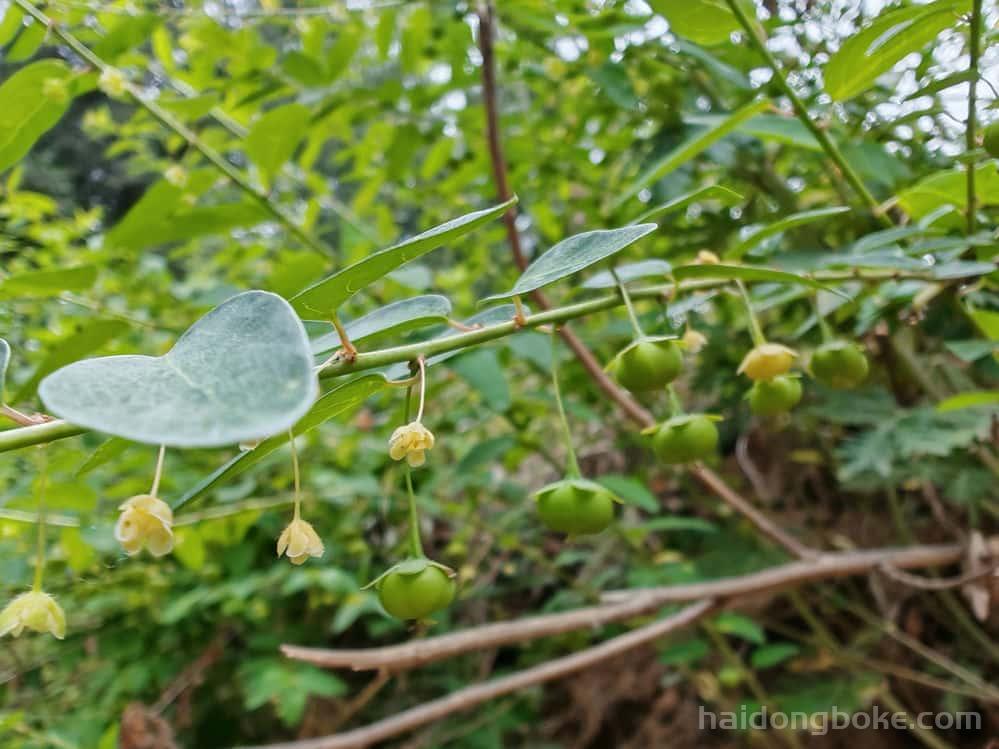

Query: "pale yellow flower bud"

xmin=696 ymin=250 xmax=720 ymax=265
xmin=98 ymin=67 xmax=128 ymax=98
xmin=115 ymin=494 xmax=174 ymax=557
xmin=276 ymin=516 xmax=324 ymax=565
xmin=0 ymin=591 xmax=66 ymax=640
xmin=388 ymin=421 xmax=435 ymax=468
xmin=682 ymin=328 xmax=708 ymax=353
xmin=165 ymin=165 xmax=188 ymax=187
xmin=738 ymin=343 xmax=798 ymax=381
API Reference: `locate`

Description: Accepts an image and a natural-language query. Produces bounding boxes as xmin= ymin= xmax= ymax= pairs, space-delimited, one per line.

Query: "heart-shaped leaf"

xmin=291 ymin=198 xmax=516 ymax=316
xmin=308 ymin=295 xmax=452 ymax=356
xmin=484 ymin=224 xmax=657 ymax=301
xmin=173 ymin=373 xmax=386 ymax=509
xmin=39 ymin=291 xmax=318 ymax=447
xmin=0 ymin=338 xmax=10 ymax=400
xmin=582 ymin=260 xmax=672 ymax=289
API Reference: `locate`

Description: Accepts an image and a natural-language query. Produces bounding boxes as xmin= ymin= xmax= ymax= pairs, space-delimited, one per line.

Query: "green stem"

xmin=965 ymin=0 xmax=983 ymax=235
xmin=722 ymin=0 xmax=891 ymax=226
xmin=13 ymin=0 xmax=333 ymax=259
xmin=405 ymin=467 xmax=425 ymax=558
xmin=667 ymin=385 xmax=684 ymax=418
xmin=32 ymin=452 xmax=48 ymax=592
xmin=811 ymin=293 xmax=834 ymax=342
xmin=550 ymin=329 xmax=582 ymax=479
xmin=611 ymin=269 xmax=645 ymax=339
xmin=736 ymin=280 xmax=767 ymax=347
xmin=0 ymin=270 xmax=961 ymax=455
xmin=149 ymin=444 xmax=166 ymax=497
xmin=288 ymin=429 xmax=301 ymax=519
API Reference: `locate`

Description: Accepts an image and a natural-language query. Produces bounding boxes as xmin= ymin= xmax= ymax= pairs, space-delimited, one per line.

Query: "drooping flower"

xmin=115 ymin=494 xmax=174 ymax=557
xmin=0 ymin=591 xmax=66 ymax=640
xmin=737 ymin=343 xmax=798 ymax=381
xmin=388 ymin=421 xmax=435 ymax=468
xmin=276 ymin=516 xmax=324 ymax=565
xmin=682 ymin=327 xmax=708 ymax=353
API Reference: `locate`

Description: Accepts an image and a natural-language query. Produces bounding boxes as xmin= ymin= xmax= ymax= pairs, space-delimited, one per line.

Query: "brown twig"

xmin=282 ymin=544 xmax=962 ymax=673
xmin=242 ymin=601 xmax=716 ymax=749
xmin=878 ymin=561 xmax=997 ymax=592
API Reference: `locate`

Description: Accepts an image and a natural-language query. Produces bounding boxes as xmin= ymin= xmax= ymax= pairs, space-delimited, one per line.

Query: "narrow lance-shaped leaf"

xmin=936 ymin=391 xmax=999 ymax=413
xmin=173 ymin=374 xmax=387 ymax=510
xmin=484 ymin=224 xmax=657 ymax=301
xmin=582 ymin=260 xmax=672 ymax=289
xmin=291 ymin=198 xmax=517 ymax=316
xmin=823 ymin=1 xmax=967 ymax=102
xmin=671 ymin=263 xmax=846 ymax=295
xmin=612 ymin=98 xmax=769 ymax=209
xmin=630 ymin=185 xmax=742 ymax=225
xmin=40 ymin=291 xmax=318 ymax=447
xmin=0 ymin=60 xmax=76 ymax=173
xmin=0 ymin=266 xmax=98 ymax=300
xmin=726 ymin=206 xmax=851 ymax=260
xmin=308 ymin=295 xmax=452 ymax=356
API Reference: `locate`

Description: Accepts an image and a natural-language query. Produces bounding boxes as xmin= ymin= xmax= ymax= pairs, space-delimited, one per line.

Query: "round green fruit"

xmin=748 ymin=376 xmax=802 ymax=416
xmin=610 ymin=339 xmax=683 ymax=392
xmin=652 ymin=414 xmax=719 ymax=464
xmin=810 ymin=340 xmax=869 ymax=389
xmin=536 ymin=480 xmax=616 ymax=535
xmin=377 ymin=563 xmax=456 ymax=620
xmin=984 ymin=121 xmax=999 ymax=159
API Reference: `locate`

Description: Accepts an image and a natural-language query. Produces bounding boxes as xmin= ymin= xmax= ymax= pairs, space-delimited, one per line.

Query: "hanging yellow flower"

xmin=738 ymin=343 xmax=798 ymax=381
xmin=115 ymin=494 xmax=174 ymax=557
xmin=276 ymin=516 xmax=324 ymax=565
xmin=389 ymin=421 xmax=436 ymax=468
xmin=0 ymin=591 xmax=66 ymax=640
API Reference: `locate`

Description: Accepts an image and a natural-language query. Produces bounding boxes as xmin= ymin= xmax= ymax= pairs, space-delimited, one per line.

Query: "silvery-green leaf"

xmin=291 ymin=198 xmax=516 ymax=316
xmin=173 ymin=374 xmax=386 ymax=509
xmin=309 ymin=295 xmax=452 ymax=356
xmin=582 ymin=260 xmax=672 ymax=289
xmin=485 ymin=224 xmax=657 ymax=301
xmin=0 ymin=338 xmax=9 ymax=400
xmin=39 ymin=291 xmax=317 ymax=448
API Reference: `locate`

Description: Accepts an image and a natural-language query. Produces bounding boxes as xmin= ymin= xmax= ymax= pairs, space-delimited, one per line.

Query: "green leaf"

xmin=0 ymin=339 xmax=9 ymax=401
xmin=897 ymin=162 xmax=999 ymax=221
xmin=671 ymin=263 xmax=838 ymax=293
xmin=450 ymin=348 xmax=510 ymax=412
xmin=630 ymin=185 xmax=742 ymax=225
xmin=245 ymin=103 xmax=311 ymax=179
xmin=240 ymin=659 xmax=346 ymax=727
xmin=658 ymin=637 xmax=710 ymax=665
xmin=0 ymin=8 xmax=25 ymax=46
xmin=638 ymin=516 xmax=718 ymax=533
xmin=652 ymin=0 xmax=740 ymax=45
xmin=824 ymin=1 xmax=968 ymax=101
xmin=308 ymin=295 xmax=452 ymax=356
xmin=291 ymin=198 xmax=516 ymax=315
xmin=0 ymin=60 xmax=75 ymax=172
xmin=595 ymin=474 xmax=658 ymax=511
xmin=944 ymin=340 xmax=998 ymax=362
xmin=726 ymin=207 xmax=851 ymax=260
xmin=0 ymin=265 xmax=98 ymax=299
xmin=5 ymin=16 xmax=45 ymax=61
xmin=967 ymin=306 xmax=999 ymax=341
xmin=173 ymin=374 xmax=386 ymax=509
xmin=14 ymin=319 xmax=129 ymax=401
xmin=936 ymin=391 xmax=999 ymax=412
xmin=613 ymin=98 xmax=769 ymax=208
xmin=76 ymin=437 xmax=132 ymax=477
xmin=39 ymin=291 xmax=318 ymax=447
xmin=751 ymin=643 xmax=800 ymax=669
xmin=715 ymin=612 xmax=766 ymax=644
xmin=484 ymin=224 xmax=657 ymax=301
xmin=582 ymin=260 xmax=672 ymax=289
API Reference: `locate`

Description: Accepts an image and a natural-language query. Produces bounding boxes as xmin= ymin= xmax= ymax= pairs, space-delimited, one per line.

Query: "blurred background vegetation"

xmin=1 ymin=0 xmax=998 ymax=747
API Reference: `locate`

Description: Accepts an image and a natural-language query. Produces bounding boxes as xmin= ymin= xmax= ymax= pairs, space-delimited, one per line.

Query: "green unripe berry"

xmin=652 ymin=414 xmax=719 ymax=464
xmin=984 ymin=121 xmax=999 ymax=159
xmin=810 ymin=340 xmax=869 ymax=389
xmin=377 ymin=563 xmax=455 ymax=620
xmin=748 ymin=376 xmax=802 ymax=416
xmin=609 ymin=339 xmax=683 ymax=392
xmin=535 ymin=480 xmax=616 ymax=535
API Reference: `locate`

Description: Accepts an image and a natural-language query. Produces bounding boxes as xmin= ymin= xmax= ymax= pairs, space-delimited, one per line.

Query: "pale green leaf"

xmin=291 ymin=198 xmax=516 ymax=315
xmin=936 ymin=391 xmax=999 ymax=412
xmin=308 ymin=295 xmax=452 ymax=356
xmin=671 ymin=263 xmax=838 ymax=293
xmin=630 ymin=185 xmax=742 ymax=225
xmin=824 ymin=1 xmax=968 ymax=101
xmin=614 ymin=98 xmax=769 ymax=208
xmin=0 ymin=339 xmax=9 ymax=400
xmin=0 ymin=60 xmax=75 ymax=172
xmin=582 ymin=260 xmax=672 ymax=289
xmin=715 ymin=612 xmax=766 ymax=644
xmin=0 ymin=266 xmax=98 ymax=299
xmin=39 ymin=291 xmax=318 ymax=447
xmin=727 ymin=207 xmax=851 ymax=260
xmin=967 ymin=307 xmax=999 ymax=341
xmin=245 ymin=103 xmax=311 ymax=178
xmin=653 ymin=0 xmax=740 ymax=45
xmin=76 ymin=437 xmax=132 ymax=477
xmin=485 ymin=224 xmax=657 ymax=301
xmin=898 ymin=162 xmax=999 ymax=220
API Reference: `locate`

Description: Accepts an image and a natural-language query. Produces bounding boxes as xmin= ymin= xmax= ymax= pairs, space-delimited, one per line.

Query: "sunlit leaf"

xmin=245 ymin=103 xmax=311 ymax=179
xmin=40 ymin=291 xmax=318 ymax=447
xmin=936 ymin=391 xmax=999 ymax=412
xmin=0 ymin=266 xmax=98 ymax=299
xmin=0 ymin=60 xmax=75 ymax=172
xmin=652 ymin=0 xmax=740 ymax=45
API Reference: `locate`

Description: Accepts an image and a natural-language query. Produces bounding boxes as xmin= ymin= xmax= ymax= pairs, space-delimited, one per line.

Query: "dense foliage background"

xmin=1 ymin=0 xmax=998 ymax=747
